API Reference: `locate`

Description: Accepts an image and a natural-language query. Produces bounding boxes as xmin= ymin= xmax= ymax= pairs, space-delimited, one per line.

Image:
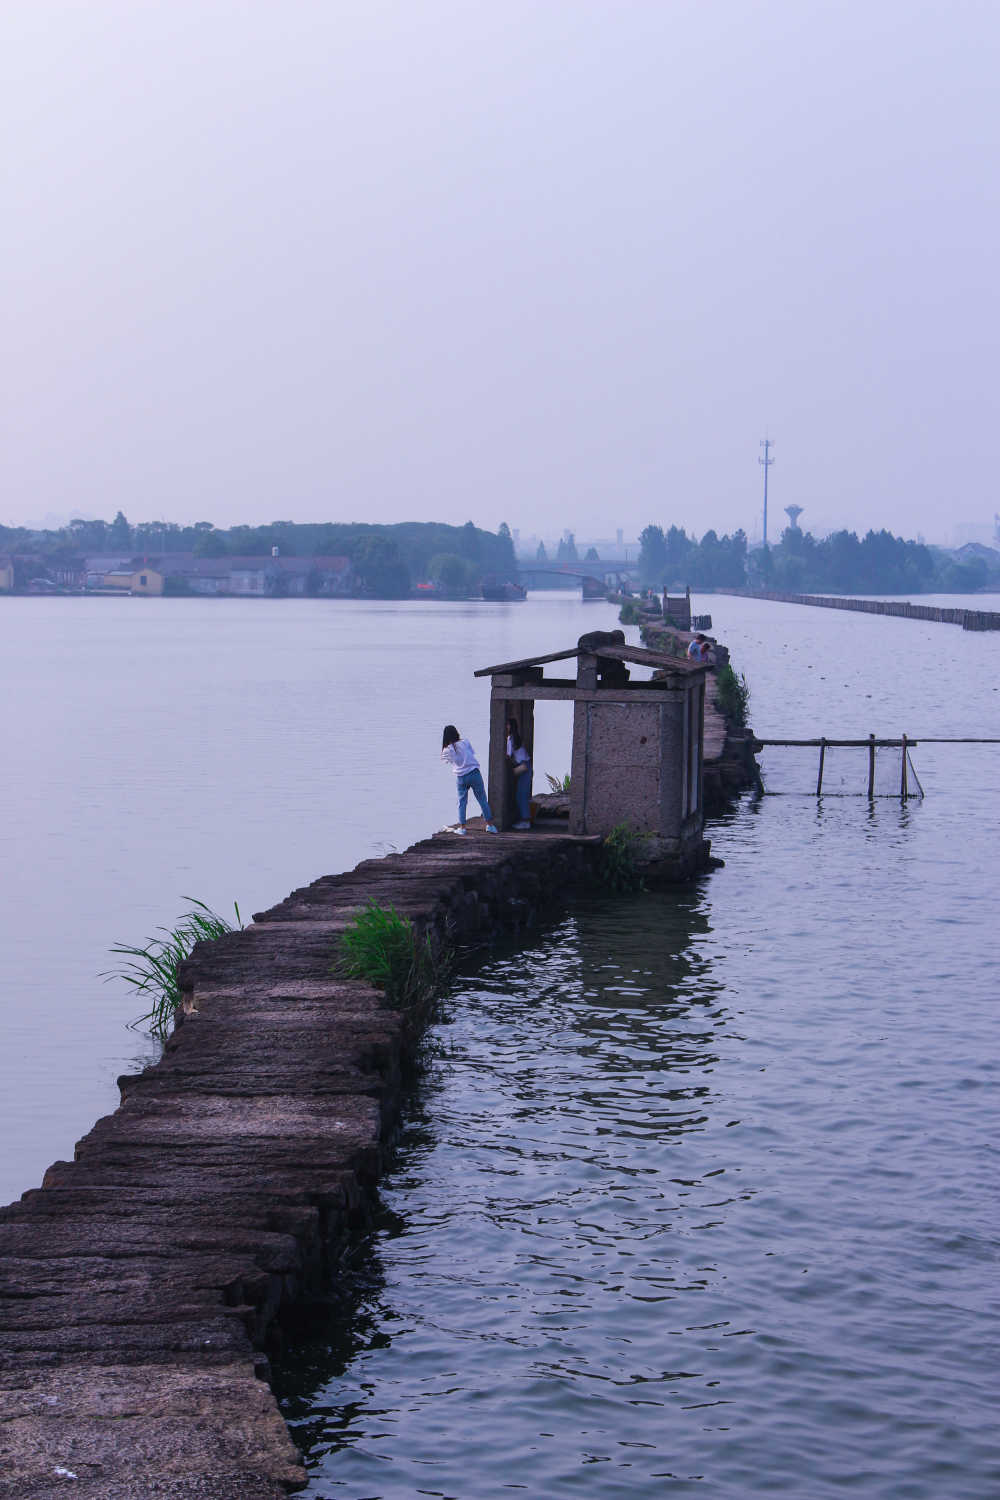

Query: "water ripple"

xmin=278 ymin=821 xmax=1000 ymax=1500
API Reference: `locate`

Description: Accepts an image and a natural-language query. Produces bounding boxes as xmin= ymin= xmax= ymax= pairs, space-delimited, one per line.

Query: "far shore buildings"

xmin=78 ymin=553 xmax=352 ymax=597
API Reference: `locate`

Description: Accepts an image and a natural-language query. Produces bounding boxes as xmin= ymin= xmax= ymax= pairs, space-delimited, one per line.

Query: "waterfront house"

xmin=83 ymin=555 xmax=143 ymax=589
xmin=476 ymin=629 xmax=709 ymax=871
xmin=160 ymin=553 xmax=352 ymax=596
xmin=82 ymin=552 xmax=352 ymax=597
xmin=129 ymin=567 xmax=164 ymax=595
xmin=100 ymin=567 xmax=164 ymax=595
xmin=220 ymin=555 xmax=352 ymax=596
xmin=97 ymin=571 xmax=131 ymax=591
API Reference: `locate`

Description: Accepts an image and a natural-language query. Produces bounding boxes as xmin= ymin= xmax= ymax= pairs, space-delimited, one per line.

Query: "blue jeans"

xmin=457 ymin=768 xmax=492 ymax=825
xmin=514 ymin=762 xmax=532 ymax=822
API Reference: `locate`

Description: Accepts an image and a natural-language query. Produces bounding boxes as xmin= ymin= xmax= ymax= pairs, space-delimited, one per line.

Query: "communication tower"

xmin=759 ymin=437 xmax=775 ymax=545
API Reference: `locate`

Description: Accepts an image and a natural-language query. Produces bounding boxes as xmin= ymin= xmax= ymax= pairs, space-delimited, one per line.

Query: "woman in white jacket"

xmin=440 ymin=725 xmax=498 ymax=834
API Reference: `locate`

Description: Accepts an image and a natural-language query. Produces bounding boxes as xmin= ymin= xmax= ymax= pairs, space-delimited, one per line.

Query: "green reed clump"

xmin=599 ymin=822 xmax=648 ymax=894
xmin=545 ymin=771 xmax=572 ymax=793
xmin=714 ymin=663 xmax=751 ymax=728
xmin=618 ymin=598 xmax=643 ymax=625
xmin=336 ymin=901 xmax=448 ymax=1008
xmin=106 ymin=897 xmax=242 ymax=1039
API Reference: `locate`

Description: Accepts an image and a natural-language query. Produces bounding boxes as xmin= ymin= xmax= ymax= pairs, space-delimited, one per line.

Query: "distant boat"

xmin=481 ymin=578 xmax=527 ymax=601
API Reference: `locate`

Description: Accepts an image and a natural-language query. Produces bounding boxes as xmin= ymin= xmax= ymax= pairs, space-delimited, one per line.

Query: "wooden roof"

xmin=474 ymin=643 xmax=708 ymax=677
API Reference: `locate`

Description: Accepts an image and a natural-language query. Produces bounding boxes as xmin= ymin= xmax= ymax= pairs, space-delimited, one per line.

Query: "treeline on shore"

xmin=0 ymin=516 xmax=518 ymax=598
xmin=638 ymin=524 xmax=998 ymax=594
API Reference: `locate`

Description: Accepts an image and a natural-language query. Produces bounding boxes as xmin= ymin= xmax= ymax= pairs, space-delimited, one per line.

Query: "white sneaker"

xmin=513 ymin=821 xmax=531 ymax=830
xmin=485 ymin=823 xmax=499 ymax=834
xmin=449 ymin=825 xmax=468 ymax=836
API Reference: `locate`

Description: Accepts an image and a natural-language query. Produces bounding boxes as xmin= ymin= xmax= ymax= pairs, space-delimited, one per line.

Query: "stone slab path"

xmin=0 ymin=829 xmax=598 ymax=1499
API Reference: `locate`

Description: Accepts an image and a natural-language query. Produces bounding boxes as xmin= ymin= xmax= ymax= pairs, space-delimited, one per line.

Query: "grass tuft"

xmin=714 ymin=664 xmax=751 ymax=728
xmin=105 ymin=897 xmax=242 ymax=1040
xmin=336 ymin=901 xmax=449 ymax=1008
xmin=599 ymin=823 xmax=648 ymax=894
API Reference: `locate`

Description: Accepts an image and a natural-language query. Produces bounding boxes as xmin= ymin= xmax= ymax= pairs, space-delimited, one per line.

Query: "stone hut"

xmin=475 ymin=630 xmax=710 ymax=871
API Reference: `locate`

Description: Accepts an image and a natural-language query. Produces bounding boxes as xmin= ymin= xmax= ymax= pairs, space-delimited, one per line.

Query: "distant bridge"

xmin=518 ymin=562 xmax=640 ymax=595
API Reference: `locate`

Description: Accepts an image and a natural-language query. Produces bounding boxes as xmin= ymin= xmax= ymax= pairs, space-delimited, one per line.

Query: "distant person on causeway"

xmin=441 ymin=726 xmax=498 ymax=835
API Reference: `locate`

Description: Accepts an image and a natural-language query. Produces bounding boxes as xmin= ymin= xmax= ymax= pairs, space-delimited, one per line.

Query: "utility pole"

xmin=759 ymin=436 xmax=775 ymax=545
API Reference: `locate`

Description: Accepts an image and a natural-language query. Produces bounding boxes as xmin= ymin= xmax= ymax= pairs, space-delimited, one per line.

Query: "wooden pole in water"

xmin=901 ymin=734 xmax=909 ymax=800
xmin=868 ymin=734 xmax=876 ymax=800
xmin=816 ymin=737 xmax=826 ymax=796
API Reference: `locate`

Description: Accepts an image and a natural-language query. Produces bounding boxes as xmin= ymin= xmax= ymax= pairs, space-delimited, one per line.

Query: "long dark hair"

xmin=506 ymin=719 xmax=522 ymax=752
xmin=442 ymin=724 xmax=460 ymax=749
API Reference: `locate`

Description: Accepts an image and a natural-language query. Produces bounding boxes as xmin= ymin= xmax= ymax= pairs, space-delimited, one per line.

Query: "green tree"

xmin=664 ymin=525 xmax=692 ymax=573
xmin=352 ymin=534 xmax=411 ymax=597
xmin=459 ymin=521 xmax=481 ymax=562
xmin=825 ymin=530 xmax=862 ymax=590
xmin=69 ymin=517 xmax=107 ymax=551
xmin=193 ymin=526 xmax=227 ymax=557
xmin=748 ymin=543 xmax=774 ymax=587
xmin=134 ymin=520 xmax=176 ymax=553
xmin=719 ymin=528 xmax=748 ymax=586
xmin=496 ymin=521 xmax=517 ymax=578
xmin=428 ymin=552 xmax=477 ymax=595
xmin=638 ymin=525 xmax=667 ymax=584
xmin=109 ymin=510 xmax=131 ymax=550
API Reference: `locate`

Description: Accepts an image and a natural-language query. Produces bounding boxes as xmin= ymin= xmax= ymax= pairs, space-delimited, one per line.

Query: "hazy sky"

xmin=3 ymin=1 xmax=998 ymax=543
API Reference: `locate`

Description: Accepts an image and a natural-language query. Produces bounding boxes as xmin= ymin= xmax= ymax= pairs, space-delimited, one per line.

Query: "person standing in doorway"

xmin=440 ymin=725 xmax=498 ymax=834
xmin=506 ymin=718 xmax=533 ymax=830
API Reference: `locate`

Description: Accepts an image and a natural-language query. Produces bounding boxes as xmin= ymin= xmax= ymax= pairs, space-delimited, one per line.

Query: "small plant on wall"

xmin=714 ymin=664 xmax=751 ymax=728
xmin=336 ymin=900 xmax=449 ymax=1007
xmin=106 ymin=898 xmax=243 ymax=1040
xmin=599 ymin=823 xmax=648 ymax=894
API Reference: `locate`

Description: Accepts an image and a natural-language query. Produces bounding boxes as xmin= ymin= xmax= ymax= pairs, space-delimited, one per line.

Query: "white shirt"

xmin=441 ymin=738 xmax=480 ymax=775
xmin=506 ymin=736 xmax=530 ymax=765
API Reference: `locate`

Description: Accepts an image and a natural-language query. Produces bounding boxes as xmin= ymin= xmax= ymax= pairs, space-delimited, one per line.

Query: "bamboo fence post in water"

xmin=901 ymin=734 xmax=909 ymax=800
xmin=816 ymin=737 xmax=826 ymax=797
xmin=868 ymin=734 xmax=876 ymax=800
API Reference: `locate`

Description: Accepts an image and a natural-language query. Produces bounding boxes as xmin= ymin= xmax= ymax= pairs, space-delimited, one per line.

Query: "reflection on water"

xmin=277 ymin=893 xmax=734 ymax=1496
xmin=278 ymin=792 xmax=999 ymax=1499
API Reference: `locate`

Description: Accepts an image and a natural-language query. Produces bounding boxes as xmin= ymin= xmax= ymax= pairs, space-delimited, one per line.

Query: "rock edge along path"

xmin=715 ymin=586 xmax=1000 ymax=630
xmin=0 ymin=829 xmax=599 ymax=1499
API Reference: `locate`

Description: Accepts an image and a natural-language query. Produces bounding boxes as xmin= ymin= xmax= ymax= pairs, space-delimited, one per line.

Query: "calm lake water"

xmin=3 ymin=589 xmax=999 ymax=1497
